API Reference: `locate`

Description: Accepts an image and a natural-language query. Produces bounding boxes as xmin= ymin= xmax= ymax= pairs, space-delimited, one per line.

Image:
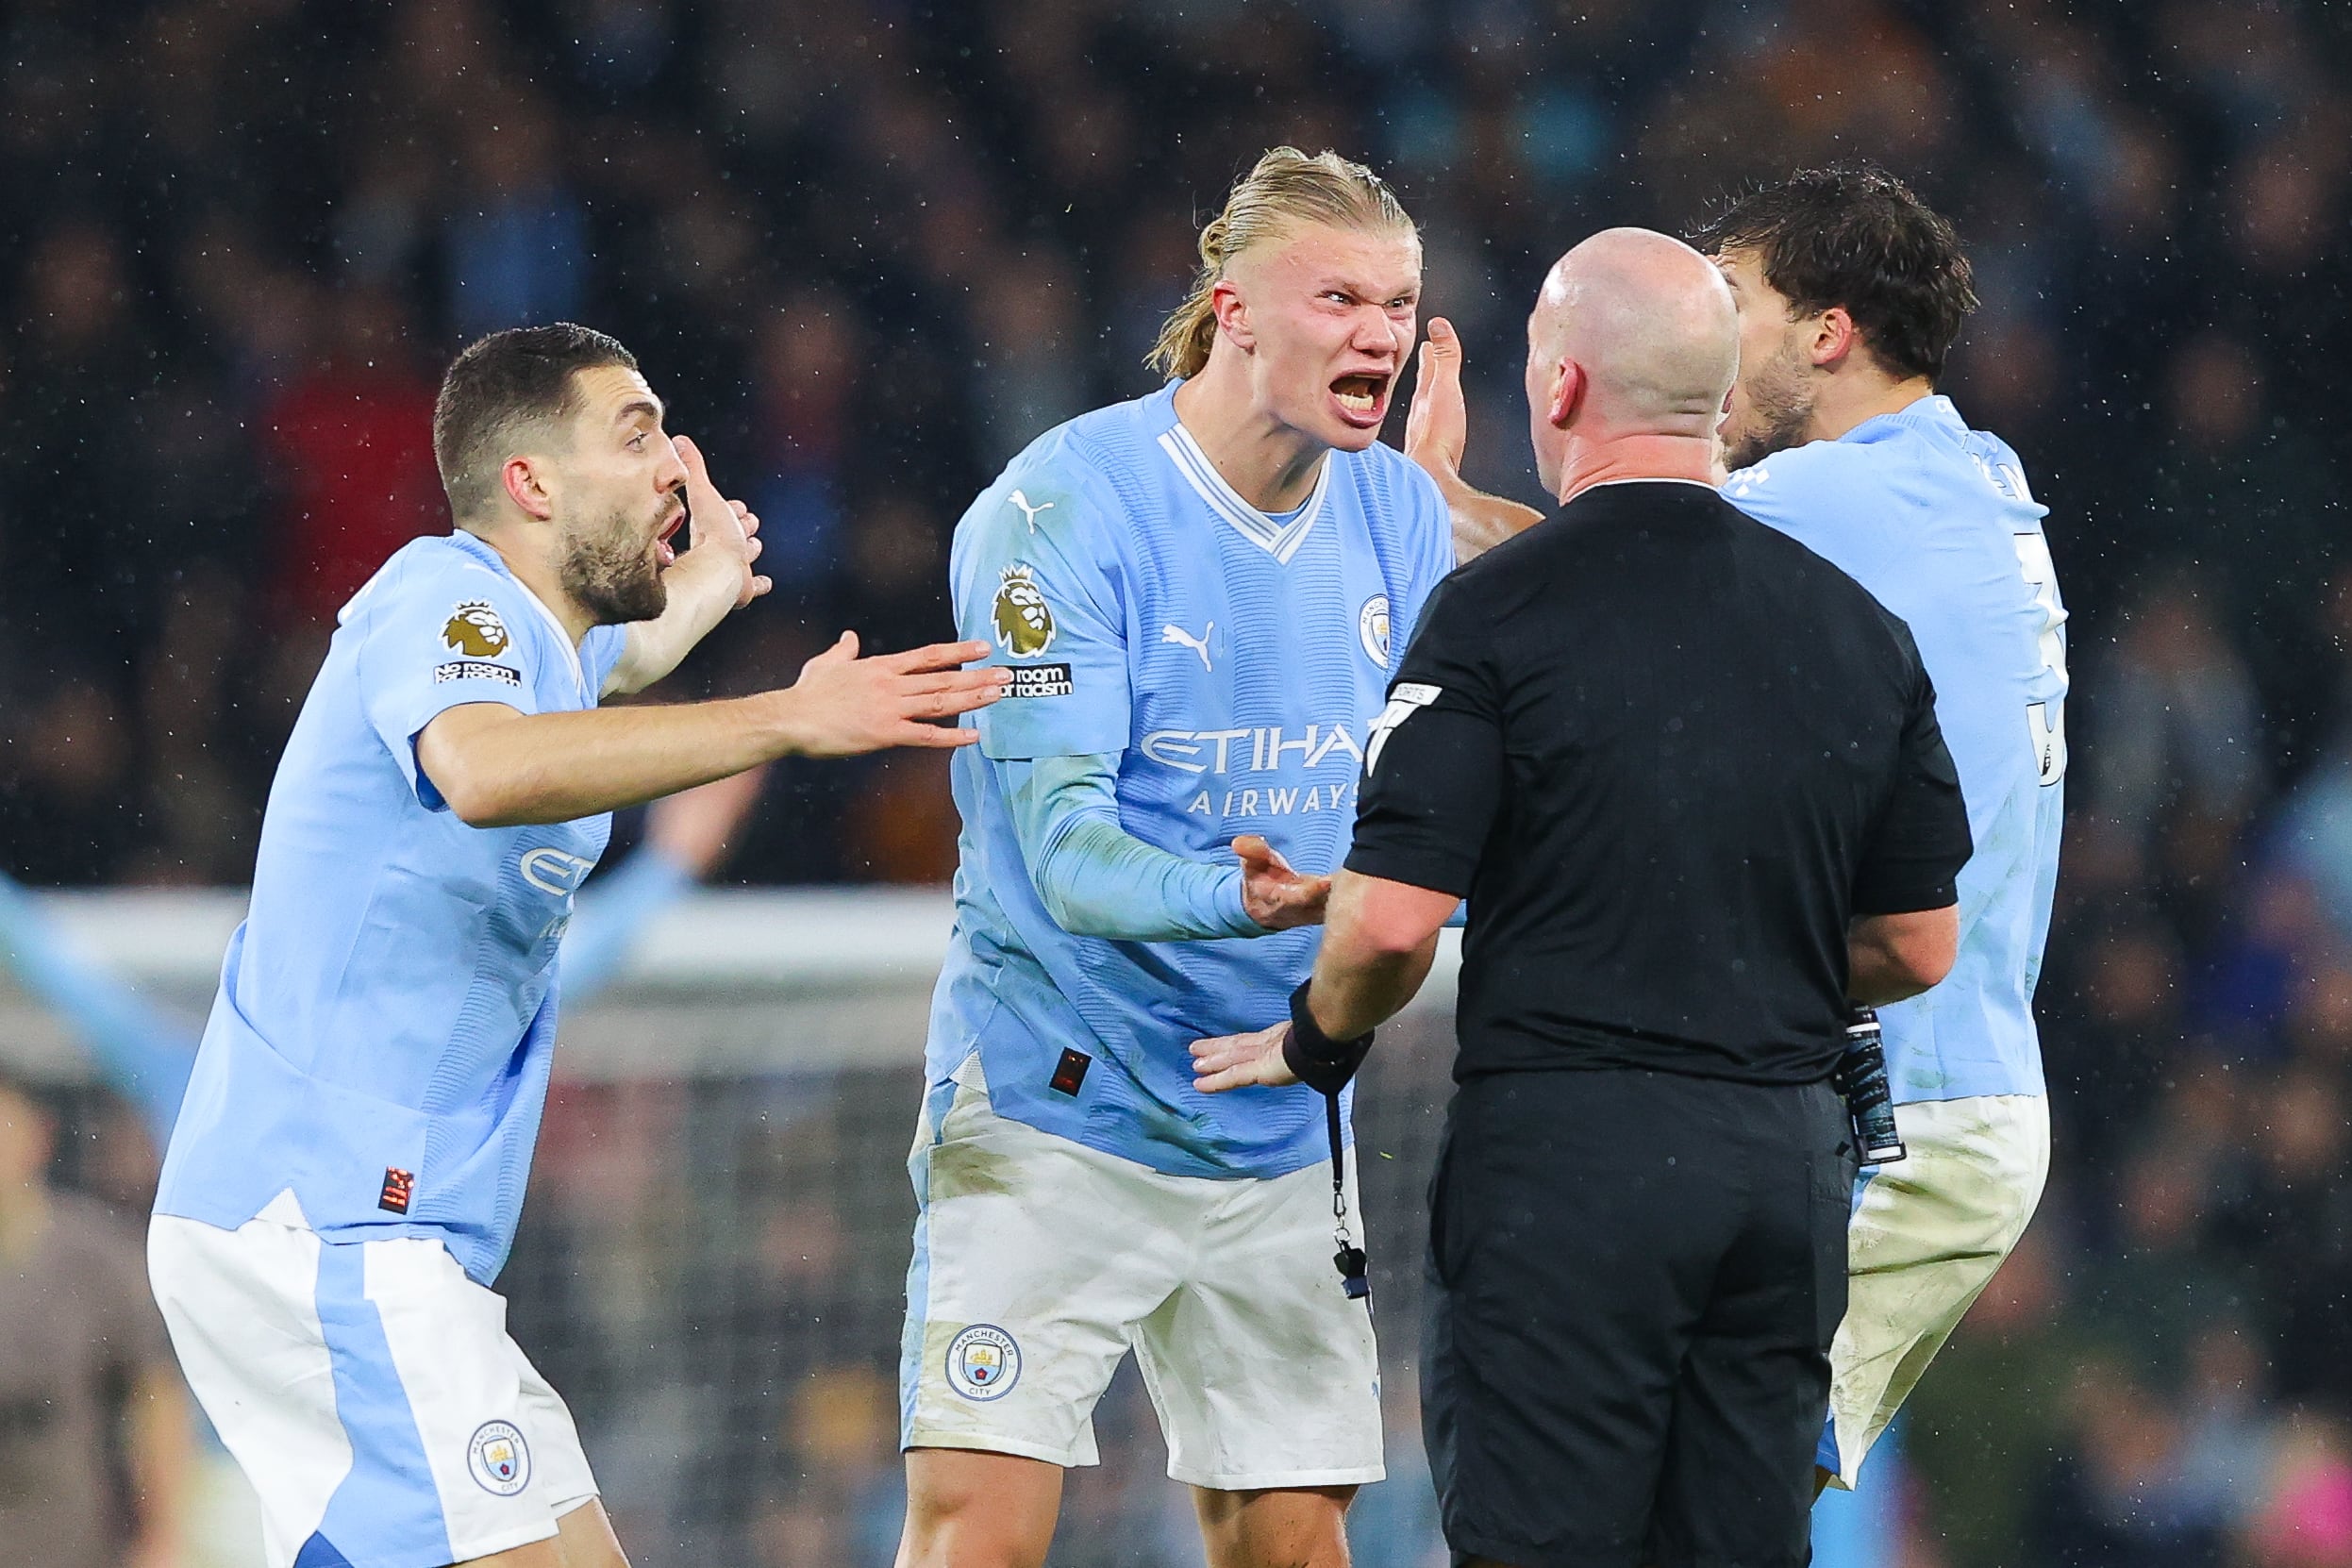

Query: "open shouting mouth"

xmin=1330 ymin=371 xmax=1391 ymax=428
xmin=654 ymin=505 xmax=685 ymax=568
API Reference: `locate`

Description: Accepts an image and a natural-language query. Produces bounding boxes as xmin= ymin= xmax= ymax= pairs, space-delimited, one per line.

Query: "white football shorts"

xmin=899 ymin=1053 xmax=1385 ymax=1491
xmin=1821 ymin=1092 xmax=2050 ymax=1488
xmin=149 ymin=1194 xmax=597 ymax=1568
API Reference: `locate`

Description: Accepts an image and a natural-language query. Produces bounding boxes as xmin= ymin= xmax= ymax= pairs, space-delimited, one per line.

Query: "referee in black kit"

xmin=1193 ymin=227 xmax=1973 ymax=1568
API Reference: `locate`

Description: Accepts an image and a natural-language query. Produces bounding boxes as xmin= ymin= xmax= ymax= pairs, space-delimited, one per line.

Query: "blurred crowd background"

xmin=4 ymin=0 xmax=2351 ymax=1563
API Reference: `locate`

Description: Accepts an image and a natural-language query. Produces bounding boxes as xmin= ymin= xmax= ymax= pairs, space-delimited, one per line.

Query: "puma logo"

xmin=1009 ymin=490 xmax=1055 ymax=534
xmin=1161 ymin=621 xmax=1213 ymax=673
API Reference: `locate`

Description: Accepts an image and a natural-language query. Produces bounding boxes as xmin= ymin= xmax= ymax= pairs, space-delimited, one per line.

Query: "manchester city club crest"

xmin=945 ymin=1323 xmax=1022 ymax=1401
xmin=992 ymin=565 xmax=1057 ymax=658
xmin=1359 ymin=593 xmax=1392 ymax=668
xmin=467 ymin=1419 xmax=532 ymax=1496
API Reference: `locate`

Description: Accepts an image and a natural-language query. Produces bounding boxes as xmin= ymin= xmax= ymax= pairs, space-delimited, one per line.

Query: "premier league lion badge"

xmin=467 ymin=1419 xmax=532 ymax=1496
xmin=992 ymin=566 xmax=1057 ymax=658
xmin=945 ymin=1324 xmax=1022 ymax=1401
xmin=444 ymin=601 xmax=512 ymax=658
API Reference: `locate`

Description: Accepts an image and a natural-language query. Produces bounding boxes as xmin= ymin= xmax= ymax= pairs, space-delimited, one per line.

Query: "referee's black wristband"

xmin=1282 ymin=979 xmax=1373 ymax=1095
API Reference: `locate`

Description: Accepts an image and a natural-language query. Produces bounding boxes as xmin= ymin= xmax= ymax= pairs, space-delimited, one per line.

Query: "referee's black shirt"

xmin=1348 ymin=478 xmax=1973 ymax=1085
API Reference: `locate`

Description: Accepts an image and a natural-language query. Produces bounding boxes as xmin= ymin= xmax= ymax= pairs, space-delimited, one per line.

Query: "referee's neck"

xmin=1553 ymin=432 xmax=1721 ymax=505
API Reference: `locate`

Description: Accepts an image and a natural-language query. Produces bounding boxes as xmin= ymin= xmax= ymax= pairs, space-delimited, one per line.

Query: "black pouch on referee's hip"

xmin=1284 ymin=979 xmax=1374 ymax=1305
xmin=1835 ymin=1007 xmax=1907 ymax=1165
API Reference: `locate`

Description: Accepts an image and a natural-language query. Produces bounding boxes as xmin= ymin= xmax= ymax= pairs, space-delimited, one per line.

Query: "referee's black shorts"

xmin=1422 ymin=1067 xmax=1856 ymax=1568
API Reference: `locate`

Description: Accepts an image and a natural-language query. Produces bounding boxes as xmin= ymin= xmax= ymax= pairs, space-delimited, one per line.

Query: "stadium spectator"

xmin=259 ymin=286 xmax=446 ymax=627
xmin=745 ymin=291 xmax=865 ymax=595
xmin=0 ymin=1068 xmax=192 ymax=1568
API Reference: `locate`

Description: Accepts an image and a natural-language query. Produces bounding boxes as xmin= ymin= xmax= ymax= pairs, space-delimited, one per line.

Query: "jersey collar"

xmin=444 ymin=530 xmax=592 ymax=702
xmin=1843 ymin=392 xmax=1963 ymax=447
xmin=1151 ymin=382 xmax=1333 ymax=566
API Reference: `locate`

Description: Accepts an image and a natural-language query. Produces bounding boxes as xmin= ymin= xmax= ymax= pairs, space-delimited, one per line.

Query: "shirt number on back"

xmin=2011 ymin=531 xmax=2069 ymax=786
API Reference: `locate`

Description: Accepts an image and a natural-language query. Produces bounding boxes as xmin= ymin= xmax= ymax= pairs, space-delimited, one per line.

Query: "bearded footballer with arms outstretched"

xmin=897 ymin=150 xmax=1494 ymax=1568
xmin=148 ymin=324 xmax=1008 ymax=1568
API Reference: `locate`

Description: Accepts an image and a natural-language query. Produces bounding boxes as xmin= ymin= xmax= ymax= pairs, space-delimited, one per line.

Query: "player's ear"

xmin=1211 ymin=276 xmax=1254 ymax=350
xmin=502 ymin=455 xmax=557 ymax=523
xmin=1811 ymin=307 xmax=1858 ymax=370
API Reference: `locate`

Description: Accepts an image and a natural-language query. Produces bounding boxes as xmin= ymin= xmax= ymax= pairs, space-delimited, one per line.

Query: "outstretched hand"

xmin=674 ymin=434 xmax=770 ymax=607
xmin=1191 ymin=1023 xmax=1298 ymax=1093
xmin=1235 ymin=834 xmax=1329 ymax=930
xmin=783 ymin=633 xmax=1009 ymax=757
xmin=1404 ymin=316 xmax=1469 ymax=484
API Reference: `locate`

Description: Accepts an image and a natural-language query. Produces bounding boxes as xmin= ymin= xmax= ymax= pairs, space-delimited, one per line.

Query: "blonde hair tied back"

xmin=1148 ymin=147 xmax=1416 ymax=381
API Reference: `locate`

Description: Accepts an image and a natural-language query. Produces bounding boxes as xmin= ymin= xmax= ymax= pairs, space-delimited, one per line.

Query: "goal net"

xmin=3 ymin=889 xmax=1460 ymax=1568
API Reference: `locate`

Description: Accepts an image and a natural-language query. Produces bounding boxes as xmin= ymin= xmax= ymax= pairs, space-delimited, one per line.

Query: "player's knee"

xmin=898 ymin=1451 xmax=1059 ymax=1568
xmin=895 ymin=1510 xmax=1048 ymax=1568
xmin=1194 ymin=1485 xmax=1357 ymax=1568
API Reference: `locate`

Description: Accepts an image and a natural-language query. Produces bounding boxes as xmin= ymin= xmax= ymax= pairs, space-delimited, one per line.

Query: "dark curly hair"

xmin=1687 ymin=164 xmax=1977 ymax=384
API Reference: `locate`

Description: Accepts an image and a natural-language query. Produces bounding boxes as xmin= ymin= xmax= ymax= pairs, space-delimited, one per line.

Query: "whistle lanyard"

xmin=1326 ymin=1092 xmax=1371 ymax=1305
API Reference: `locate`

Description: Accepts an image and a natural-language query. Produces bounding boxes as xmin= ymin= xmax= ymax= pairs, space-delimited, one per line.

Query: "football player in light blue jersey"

xmin=899 ymin=150 xmax=1475 ymax=1568
xmin=147 ymin=324 xmax=1008 ymax=1568
xmin=1698 ymin=168 xmax=2061 ymax=1494
xmin=1406 ymin=166 xmax=2065 ymax=1505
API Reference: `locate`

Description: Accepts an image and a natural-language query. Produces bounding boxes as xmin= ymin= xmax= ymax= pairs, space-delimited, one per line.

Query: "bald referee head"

xmin=1522 ymin=227 xmax=1739 ymax=499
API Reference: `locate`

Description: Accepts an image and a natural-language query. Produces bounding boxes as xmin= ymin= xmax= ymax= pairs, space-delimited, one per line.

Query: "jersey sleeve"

xmin=1853 ymin=643 xmax=1975 ymax=915
xmin=953 ymin=463 xmax=1133 ymax=760
xmin=1344 ymin=575 xmax=1508 ymax=898
xmin=352 ymin=559 xmax=547 ymax=808
xmin=1006 ymin=753 xmax=1258 ymax=940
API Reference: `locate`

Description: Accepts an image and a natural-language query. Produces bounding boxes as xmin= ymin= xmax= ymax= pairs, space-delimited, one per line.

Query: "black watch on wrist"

xmin=1281 ymin=978 xmax=1374 ymax=1095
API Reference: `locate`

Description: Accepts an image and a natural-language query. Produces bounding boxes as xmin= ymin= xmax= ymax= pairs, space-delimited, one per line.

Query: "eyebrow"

xmin=615 ymin=396 xmax=664 ymax=425
xmin=1319 ymin=278 xmax=1422 ymax=300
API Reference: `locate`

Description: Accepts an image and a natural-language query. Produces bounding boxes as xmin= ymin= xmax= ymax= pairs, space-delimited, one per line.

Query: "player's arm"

xmin=605 ymin=436 xmax=767 ymax=697
xmin=1847 ymin=644 xmax=1972 ymax=1004
xmin=1009 ymin=754 xmax=1323 ymax=940
xmin=1195 ymin=581 xmax=1504 ymax=1092
xmin=418 ymin=634 xmax=1005 ymax=827
xmin=1405 ymin=317 xmax=1545 ymax=563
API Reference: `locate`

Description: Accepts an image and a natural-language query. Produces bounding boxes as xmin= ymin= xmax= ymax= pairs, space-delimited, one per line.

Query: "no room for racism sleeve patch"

xmin=434 ymin=660 xmax=523 ymax=687
xmin=1005 ymin=663 xmax=1076 ymax=698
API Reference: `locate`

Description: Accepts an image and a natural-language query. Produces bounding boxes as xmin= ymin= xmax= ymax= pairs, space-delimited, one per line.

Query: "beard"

xmin=1721 ymin=340 xmax=1816 ymax=472
xmin=560 ymin=500 xmax=671 ymax=625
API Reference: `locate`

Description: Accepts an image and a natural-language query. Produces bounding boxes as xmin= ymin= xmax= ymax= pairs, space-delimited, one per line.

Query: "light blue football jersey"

xmin=930 ymin=380 xmax=1456 ymax=1179
xmin=1724 ymin=395 xmax=2066 ymax=1103
xmin=154 ymin=531 xmax=627 ymax=1284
